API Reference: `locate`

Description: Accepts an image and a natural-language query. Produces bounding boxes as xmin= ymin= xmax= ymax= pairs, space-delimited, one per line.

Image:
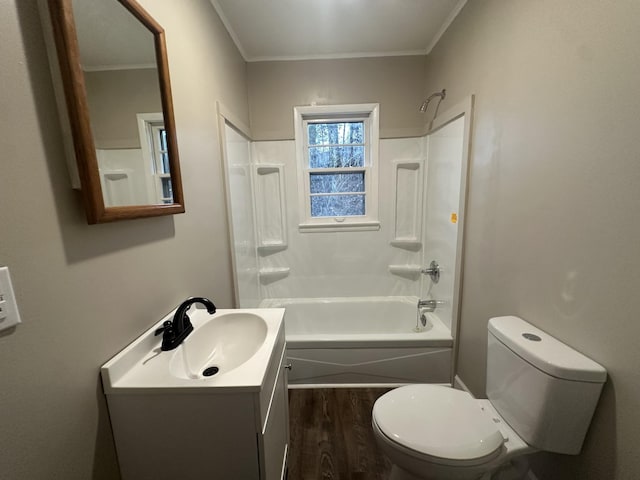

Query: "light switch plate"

xmin=0 ymin=266 xmax=22 ymax=331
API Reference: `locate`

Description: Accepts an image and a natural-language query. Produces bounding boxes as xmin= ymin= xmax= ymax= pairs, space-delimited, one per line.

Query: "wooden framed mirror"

xmin=46 ymin=0 xmax=185 ymax=224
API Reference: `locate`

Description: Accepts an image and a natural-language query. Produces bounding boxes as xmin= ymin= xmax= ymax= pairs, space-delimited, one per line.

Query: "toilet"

xmin=372 ymin=316 xmax=607 ymax=480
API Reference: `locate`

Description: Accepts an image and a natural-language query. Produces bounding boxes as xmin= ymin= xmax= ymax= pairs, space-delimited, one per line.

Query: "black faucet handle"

xmin=154 ymin=320 xmax=174 ymax=336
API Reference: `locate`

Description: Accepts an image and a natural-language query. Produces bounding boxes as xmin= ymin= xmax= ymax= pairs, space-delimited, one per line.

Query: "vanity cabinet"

xmin=103 ymin=314 xmax=289 ymax=480
xmin=258 ymin=343 xmax=290 ymax=480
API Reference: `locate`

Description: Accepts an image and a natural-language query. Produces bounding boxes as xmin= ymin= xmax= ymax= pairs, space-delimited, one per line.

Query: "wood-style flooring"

xmin=288 ymin=388 xmax=392 ymax=480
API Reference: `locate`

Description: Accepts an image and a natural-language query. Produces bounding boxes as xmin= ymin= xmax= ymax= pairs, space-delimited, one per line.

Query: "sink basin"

xmin=101 ymin=307 xmax=285 ymax=393
xmin=170 ymin=312 xmax=268 ymax=379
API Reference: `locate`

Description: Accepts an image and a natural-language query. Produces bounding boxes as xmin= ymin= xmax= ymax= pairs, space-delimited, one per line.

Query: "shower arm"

xmin=419 ymin=89 xmax=447 ymax=113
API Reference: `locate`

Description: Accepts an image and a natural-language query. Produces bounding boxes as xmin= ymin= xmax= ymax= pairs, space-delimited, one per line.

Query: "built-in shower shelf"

xmin=257 ymin=244 xmax=288 ymax=256
xmin=253 ymin=163 xmax=288 ymax=254
xmin=102 ymin=170 xmax=129 ymax=180
xmin=390 ymin=239 xmax=422 ymax=251
xmin=391 ymin=159 xmax=424 ymax=248
xmin=255 ymin=165 xmax=281 ymax=175
xmin=258 ymin=267 xmax=290 ymax=285
xmin=388 ymin=264 xmax=423 ymax=280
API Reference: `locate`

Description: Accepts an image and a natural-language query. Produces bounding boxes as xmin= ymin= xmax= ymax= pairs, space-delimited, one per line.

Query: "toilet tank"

xmin=486 ymin=316 xmax=606 ymax=455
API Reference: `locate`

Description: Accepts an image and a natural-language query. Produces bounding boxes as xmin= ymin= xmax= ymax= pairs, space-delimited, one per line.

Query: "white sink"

xmin=170 ymin=312 xmax=268 ymax=379
xmin=101 ymin=307 xmax=285 ymax=393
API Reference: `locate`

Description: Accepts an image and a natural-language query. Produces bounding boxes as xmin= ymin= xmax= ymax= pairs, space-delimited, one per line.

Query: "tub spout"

xmin=417 ymin=299 xmax=445 ymax=312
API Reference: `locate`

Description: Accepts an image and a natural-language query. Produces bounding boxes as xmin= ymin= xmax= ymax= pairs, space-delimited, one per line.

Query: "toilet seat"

xmin=372 ymin=385 xmax=505 ymax=467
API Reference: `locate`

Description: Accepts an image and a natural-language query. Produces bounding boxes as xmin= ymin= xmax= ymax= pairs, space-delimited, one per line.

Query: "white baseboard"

xmin=453 ymin=375 xmax=473 ymax=394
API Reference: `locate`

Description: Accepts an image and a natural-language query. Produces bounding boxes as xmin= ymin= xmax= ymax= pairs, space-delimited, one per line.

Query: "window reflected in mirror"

xmin=75 ymin=0 xmax=172 ymax=208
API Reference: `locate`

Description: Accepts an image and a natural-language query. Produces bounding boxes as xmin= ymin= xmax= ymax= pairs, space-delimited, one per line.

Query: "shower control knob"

xmin=284 ymin=363 xmax=292 ymax=370
xmin=421 ymin=260 xmax=441 ymax=283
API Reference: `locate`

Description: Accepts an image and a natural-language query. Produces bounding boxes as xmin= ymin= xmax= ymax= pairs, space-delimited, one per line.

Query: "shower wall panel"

xmin=420 ymin=117 xmax=465 ymax=330
xmin=252 ymin=137 xmax=424 ymax=300
xmin=224 ymin=124 xmax=261 ymax=307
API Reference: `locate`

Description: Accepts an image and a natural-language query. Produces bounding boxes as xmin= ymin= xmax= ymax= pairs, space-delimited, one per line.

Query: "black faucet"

xmin=155 ymin=297 xmax=216 ymax=351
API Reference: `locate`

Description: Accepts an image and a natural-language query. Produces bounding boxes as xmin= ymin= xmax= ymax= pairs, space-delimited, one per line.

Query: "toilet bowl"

xmin=372 ymin=385 xmax=532 ymax=480
xmin=372 ymin=316 xmax=607 ymax=480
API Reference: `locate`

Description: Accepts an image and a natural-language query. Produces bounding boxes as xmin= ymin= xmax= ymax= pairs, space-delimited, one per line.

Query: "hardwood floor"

xmin=288 ymin=388 xmax=392 ymax=480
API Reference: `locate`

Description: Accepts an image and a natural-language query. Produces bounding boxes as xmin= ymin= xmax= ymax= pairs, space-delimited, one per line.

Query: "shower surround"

xmin=222 ymin=111 xmax=468 ymax=386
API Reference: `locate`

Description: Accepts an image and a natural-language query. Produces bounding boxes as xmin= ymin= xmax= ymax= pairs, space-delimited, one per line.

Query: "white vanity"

xmin=101 ymin=307 xmax=288 ymax=480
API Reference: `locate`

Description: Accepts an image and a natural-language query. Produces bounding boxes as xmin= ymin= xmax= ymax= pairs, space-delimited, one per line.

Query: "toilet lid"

xmin=373 ymin=385 xmax=504 ymax=463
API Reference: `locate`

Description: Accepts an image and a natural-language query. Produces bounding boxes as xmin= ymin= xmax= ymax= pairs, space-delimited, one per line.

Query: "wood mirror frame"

xmin=47 ymin=0 xmax=185 ymax=224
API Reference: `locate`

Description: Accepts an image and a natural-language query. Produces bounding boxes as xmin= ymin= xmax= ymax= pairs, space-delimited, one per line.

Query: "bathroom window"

xmin=150 ymin=125 xmax=173 ymax=204
xmin=137 ymin=113 xmax=173 ymax=204
xmin=294 ymin=104 xmax=380 ymax=232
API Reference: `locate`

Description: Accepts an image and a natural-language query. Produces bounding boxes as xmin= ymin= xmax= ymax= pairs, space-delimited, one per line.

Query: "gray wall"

xmin=85 ymin=68 xmax=163 ymax=149
xmin=248 ymin=56 xmax=427 ymax=140
xmin=4 ymin=0 xmax=639 ymax=478
xmin=424 ymin=0 xmax=640 ymax=478
xmin=0 ymin=1 xmax=247 ymax=478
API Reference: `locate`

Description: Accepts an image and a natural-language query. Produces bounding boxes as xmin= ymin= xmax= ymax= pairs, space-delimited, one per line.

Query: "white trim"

xmin=429 ymin=96 xmax=473 ymax=133
xmin=136 ymin=113 xmax=165 ymax=204
xmin=298 ymin=221 xmax=380 ymax=233
xmin=295 ymin=103 xmax=380 ymax=118
xmin=420 ymin=95 xmax=475 ymax=383
xmin=217 ymin=101 xmax=252 ymax=139
xmin=247 ymin=50 xmax=427 ymax=63
xmin=294 ymin=104 xmax=380 ymax=231
xmin=216 ymin=117 xmax=240 ymax=308
xmin=425 ymin=0 xmax=468 ymax=54
xmin=216 ymin=102 xmax=256 ymax=308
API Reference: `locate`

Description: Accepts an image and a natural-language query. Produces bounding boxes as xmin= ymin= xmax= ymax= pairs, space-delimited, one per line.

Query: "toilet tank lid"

xmin=488 ymin=316 xmax=607 ymax=383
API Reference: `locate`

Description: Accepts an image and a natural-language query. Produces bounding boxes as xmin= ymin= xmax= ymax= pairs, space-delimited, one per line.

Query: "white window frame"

xmin=137 ymin=113 xmax=173 ymax=204
xmin=294 ymin=103 xmax=380 ymax=232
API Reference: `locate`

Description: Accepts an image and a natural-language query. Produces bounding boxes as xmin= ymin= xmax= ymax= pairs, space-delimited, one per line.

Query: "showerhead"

xmin=418 ymin=89 xmax=447 ymax=113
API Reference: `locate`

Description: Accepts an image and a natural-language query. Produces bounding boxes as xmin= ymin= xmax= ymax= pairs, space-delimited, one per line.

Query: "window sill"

xmin=298 ymin=221 xmax=381 ymax=233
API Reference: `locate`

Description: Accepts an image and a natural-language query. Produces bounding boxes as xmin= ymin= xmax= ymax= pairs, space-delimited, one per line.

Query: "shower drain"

xmin=202 ymin=366 xmax=219 ymax=377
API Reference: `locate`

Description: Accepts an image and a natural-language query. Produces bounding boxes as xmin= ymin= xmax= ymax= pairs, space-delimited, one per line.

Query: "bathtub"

xmin=260 ymin=297 xmax=453 ymax=386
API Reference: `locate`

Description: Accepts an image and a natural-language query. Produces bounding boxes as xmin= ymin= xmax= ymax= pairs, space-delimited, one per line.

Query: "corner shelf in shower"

xmin=253 ymin=163 xmax=288 ymax=254
xmin=258 ymin=267 xmax=290 ymax=285
xmin=388 ymin=264 xmax=423 ymax=280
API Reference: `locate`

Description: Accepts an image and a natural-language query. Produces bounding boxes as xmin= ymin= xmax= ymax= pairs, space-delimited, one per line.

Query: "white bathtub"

xmin=260 ymin=297 xmax=453 ymax=386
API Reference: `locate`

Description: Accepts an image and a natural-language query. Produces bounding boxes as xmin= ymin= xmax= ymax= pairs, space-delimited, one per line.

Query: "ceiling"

xmin=211 ymin=0 xmax=468 ymax=62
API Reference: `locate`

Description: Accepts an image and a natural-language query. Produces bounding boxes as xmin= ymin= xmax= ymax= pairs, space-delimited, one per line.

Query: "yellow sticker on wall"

xmin=451 ymin=213 xmax=458 ymax=224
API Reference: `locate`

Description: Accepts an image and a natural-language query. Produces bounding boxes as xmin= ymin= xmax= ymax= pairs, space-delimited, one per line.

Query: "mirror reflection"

xmin=73 ymin=0 xmax=173 ymax=207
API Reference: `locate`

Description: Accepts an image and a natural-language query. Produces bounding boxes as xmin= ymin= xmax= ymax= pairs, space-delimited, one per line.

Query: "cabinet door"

xmin=261 ymin=354 xmax=289 ymax=480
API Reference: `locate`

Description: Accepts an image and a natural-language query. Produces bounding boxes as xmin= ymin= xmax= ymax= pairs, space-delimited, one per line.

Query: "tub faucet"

xmin=155 ymin=297 xmax=217 ymax=351
xmin=417 ymin=299 xmax=445 ymax=312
